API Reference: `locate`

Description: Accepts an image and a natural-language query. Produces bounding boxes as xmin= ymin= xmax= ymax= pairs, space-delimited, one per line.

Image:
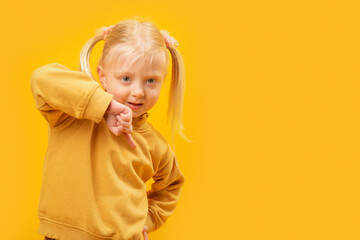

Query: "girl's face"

xmin=97 ymin=48 xmax=167 ymax=118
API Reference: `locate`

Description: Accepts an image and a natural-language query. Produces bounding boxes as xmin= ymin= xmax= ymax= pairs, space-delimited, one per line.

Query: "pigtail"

xmin=77 ymin=33 xmax=105 ymax=80
xmin=167 ymin=46 xmax=191 ymax=147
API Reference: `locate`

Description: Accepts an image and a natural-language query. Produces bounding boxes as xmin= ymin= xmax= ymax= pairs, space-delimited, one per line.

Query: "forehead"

xmin=108 ymin=45 xmax=168 ymax=76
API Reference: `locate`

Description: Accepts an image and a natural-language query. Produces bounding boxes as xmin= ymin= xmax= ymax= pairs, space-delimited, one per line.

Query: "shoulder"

xmin=31 ymin=63 xmax=69 ymax=80
xmin=148 ymin=125 xmax=170 ymax=148
xmin=33 ymin=62 xmax=69 ymax=73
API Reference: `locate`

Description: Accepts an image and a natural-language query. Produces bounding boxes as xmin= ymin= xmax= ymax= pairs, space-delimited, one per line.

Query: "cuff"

xmin=145 ymin=210 xmax=157 ymax=233
xmin=84 ymin=86 xmax=113 ymax=123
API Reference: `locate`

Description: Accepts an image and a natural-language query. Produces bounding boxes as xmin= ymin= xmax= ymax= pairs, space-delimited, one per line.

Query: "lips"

xmin=127 ymin=102 xmax=143 ymax=110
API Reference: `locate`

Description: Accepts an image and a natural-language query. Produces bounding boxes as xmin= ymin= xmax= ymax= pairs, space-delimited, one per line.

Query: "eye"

xmin=147 ymin=78 xmax=156 ymax=84
xmin=121 ymin=76 xmax=131 ymax=82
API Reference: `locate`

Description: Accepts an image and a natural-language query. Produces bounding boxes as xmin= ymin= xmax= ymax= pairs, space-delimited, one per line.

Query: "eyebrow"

xmin=115 ymin=71 xmax=163 ymax=78
xmin=146 ymin=72 xmax=163 ymax=78
xmin=115 ymin=71 xmax=133 ymax=77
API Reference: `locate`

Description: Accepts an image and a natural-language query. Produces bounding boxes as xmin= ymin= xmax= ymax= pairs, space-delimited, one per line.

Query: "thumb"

xmin=107 ymin=99 xmax=131 ymax=116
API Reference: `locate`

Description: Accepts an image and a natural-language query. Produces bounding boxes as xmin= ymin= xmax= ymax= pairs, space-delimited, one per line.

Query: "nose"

xmin=131 ymin=82 xmax=145 ymax=98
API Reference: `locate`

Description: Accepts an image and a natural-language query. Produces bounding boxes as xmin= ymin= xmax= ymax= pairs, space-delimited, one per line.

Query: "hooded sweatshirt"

xmin=30 ymin=63 xmax=185 ymax=240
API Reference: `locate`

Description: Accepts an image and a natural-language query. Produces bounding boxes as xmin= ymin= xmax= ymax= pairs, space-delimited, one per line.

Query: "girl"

xmin=30 ymin=19 xmax=186 ymax=240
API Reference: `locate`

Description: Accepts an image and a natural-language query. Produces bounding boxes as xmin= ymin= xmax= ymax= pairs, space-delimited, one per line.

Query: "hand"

xmin=104 ymin=99 xmax=136 ymax=148
xmin=142 ymin=225 xmax=149 ymax=240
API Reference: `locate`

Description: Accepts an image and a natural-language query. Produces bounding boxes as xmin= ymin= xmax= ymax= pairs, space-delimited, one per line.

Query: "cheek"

xmin=147 ymin=89 xmax=161 ymax=104
xmin=108 ymin=83 xmax=128 ymax=99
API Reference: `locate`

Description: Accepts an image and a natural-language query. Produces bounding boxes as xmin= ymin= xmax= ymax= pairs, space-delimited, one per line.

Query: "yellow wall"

xmin=1 ymin=0 xmax=359 ymax=239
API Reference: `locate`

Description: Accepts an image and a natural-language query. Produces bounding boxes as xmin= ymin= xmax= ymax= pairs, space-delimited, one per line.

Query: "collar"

xmin=132 ymin=112 xmax=150 ymax=130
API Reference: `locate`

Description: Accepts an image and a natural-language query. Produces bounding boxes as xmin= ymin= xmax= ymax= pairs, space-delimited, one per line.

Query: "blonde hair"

xmin=78 ymin=19 xmax=189 ymax=147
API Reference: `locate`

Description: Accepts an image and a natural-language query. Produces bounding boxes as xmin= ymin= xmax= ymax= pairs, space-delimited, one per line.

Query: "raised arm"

xmin=145 ymin=146 xmax=185 ymax=232
xmin=30 ymin=63 xmax=113 ymax=127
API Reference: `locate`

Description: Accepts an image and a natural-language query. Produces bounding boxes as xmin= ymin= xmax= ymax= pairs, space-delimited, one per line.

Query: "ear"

xmin=97 ymin=65 xmax=107 ymax=90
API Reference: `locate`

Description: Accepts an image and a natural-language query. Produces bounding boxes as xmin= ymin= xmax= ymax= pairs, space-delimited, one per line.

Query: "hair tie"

xmin=160 ymin=30 xmax=179 ymax=48
xmin=95 ymin=25 xmax=114 ymax=40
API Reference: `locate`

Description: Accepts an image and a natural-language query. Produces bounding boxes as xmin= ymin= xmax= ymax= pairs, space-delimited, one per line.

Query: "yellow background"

xmin=1 ymin=0 xmax=359 ymax=239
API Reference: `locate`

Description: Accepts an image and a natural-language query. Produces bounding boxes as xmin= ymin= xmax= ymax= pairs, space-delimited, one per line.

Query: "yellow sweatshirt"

xmin=30 ymin=63 xmax=185 ymax=240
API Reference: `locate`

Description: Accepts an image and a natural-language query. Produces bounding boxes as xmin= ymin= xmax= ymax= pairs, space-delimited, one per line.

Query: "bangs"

xmin=105 ymin=44 xmax=168 ymax=73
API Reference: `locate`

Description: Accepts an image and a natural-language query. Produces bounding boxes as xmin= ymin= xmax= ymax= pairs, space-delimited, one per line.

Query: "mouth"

xmin=127 ymin=102 xmax=143 ymax=110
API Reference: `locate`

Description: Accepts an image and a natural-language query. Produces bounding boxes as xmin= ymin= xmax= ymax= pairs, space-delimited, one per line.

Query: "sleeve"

xmin=145 ymin=145 xmax=185 ymax=232
xmin=30 ymin=63 xmax=113 ymax=128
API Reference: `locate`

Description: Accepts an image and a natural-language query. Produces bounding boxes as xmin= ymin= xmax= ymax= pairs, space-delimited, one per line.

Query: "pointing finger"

xmin=122 ymin=132 xmax=136 ymax=148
